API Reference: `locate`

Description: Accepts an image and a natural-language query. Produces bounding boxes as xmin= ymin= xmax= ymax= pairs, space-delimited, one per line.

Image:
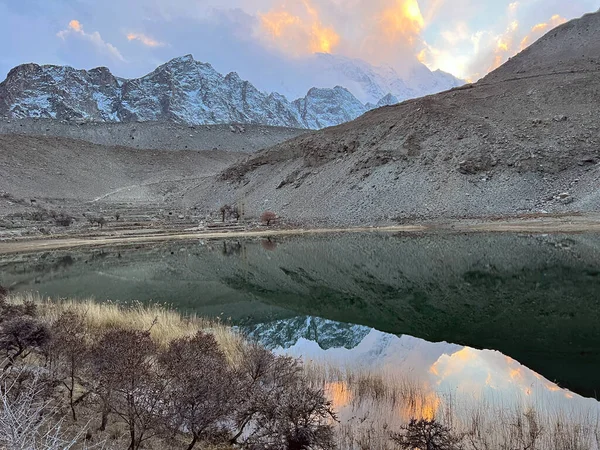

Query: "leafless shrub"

xmin=0 ymin=371 xmax=89 ymax=450
xmin=0 ymin=316 xmax=50 ymax=370
xmin=232 ymin=344 xmax=337 ymax=450
xmin=90 ymin=329 xmax=165 ymax=450
xmin=0 ymin=286 xmax=8 ymax=302
xmin=391 ymin=419 xmax=463 ymax=450
xmin=53 ymin=213 xmax=74 ymax=227
xmin=159 ymin=331 xmax=236 ymax=450
xmin=48 ymin=311 xmax=91 ymax=422
xmin=87 ymin=217 xmax=106 ymax=228
xmin=260 ymin=211 xmax=277 ymax=226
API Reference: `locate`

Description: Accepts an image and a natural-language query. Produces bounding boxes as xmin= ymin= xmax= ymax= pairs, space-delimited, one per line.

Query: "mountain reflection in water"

xmin=244 ymin=316 xmax=599 ymax=443
xmin=1 ymin=232 xmax=600 ymax=398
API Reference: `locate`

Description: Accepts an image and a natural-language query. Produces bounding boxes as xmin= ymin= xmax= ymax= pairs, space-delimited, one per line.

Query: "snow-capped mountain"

xmin=0 ymin=54 xmax=463 ymax=129
xmin=242 ymin=316 xmax=371 ymax=351
xmin=284 ymin=53 xmax=464 ymax=105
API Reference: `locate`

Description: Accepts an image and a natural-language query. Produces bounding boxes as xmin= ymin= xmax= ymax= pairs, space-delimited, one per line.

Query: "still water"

xmin=1 ymin=232 xmax=599 ymax=412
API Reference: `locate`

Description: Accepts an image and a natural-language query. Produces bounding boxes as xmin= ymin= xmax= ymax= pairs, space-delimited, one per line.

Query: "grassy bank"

xmin=2 ymin=294 xmax=599 ymax=450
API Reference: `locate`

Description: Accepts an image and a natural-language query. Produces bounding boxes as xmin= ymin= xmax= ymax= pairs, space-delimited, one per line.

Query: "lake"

xmin=1 ymin=232 xmax=599 ymax=414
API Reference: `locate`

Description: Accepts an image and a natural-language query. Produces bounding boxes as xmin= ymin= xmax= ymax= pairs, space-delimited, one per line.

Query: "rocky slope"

xmin=0 ymin=54 xmax=456 ymax=130
xmin=208 ymin=10 xmax=600 ymax=225
xmin=0 ymin=118 xmax=305 ymax=153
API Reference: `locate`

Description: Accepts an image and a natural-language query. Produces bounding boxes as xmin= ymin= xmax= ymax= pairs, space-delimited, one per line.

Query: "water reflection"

xmin=1 ymin=232 xmax=600 ymax=397
xmin=245 ymin=316 xmax=600 ymax=448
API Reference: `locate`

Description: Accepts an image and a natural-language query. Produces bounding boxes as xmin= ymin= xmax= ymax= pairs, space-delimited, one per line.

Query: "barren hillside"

xmin=201 ymin=11 xmax=600 ymax=225
xmin=0 ymin=118 xmax=306 ymax=153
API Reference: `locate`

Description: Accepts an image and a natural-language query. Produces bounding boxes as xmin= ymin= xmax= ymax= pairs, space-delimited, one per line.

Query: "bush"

xmin=260 ymin=211 xmax=277 ymax=226
xmin=391 ymin=418 xmax=463 ymax=450
xmin=54 ymin=213 xmax=74 ymax=227
xmin=87 ymin=216 xmax=106 ymax=228
xmin=159 ymin=332 xmax=237 ymax=449
xmin=0 ymin=316 xmax=50 ymax=370
xmin=232 ymin=344 xmax=336 ymax=450
xmin=90 ymin=329 xmax=163 ymax=450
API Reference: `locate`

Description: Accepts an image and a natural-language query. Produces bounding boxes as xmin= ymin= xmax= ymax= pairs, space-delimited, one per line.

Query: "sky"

xmin=0 ymin=0 xmax=599 ymax=89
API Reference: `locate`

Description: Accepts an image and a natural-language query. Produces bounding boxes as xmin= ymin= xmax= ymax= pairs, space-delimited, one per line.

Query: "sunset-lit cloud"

xmin=258 ymin=0 xmax=340 ymax=55
xmin=126 ymin=33 xmax=166 ymax=48
xmin=417 ymin=0 xmax=572 ymax=81
xmin=520 ymin=14 xmax=567 ymax=50
xmin=57 ymin=19 xmax=125 ymax=62
xmin=0 ymin=0 xmax=596 ymax=93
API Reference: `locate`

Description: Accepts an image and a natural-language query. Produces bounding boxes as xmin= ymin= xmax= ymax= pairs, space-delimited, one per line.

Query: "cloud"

xmin=126 ymin=33 xmax=166 ymax=48
xmin=416 ymin=0 xmax=577 ymax=81
xmin=519 ymin=14 xmax=567 ymax=50
xmin=57 ymin=19 xmax=125 ymax=62
xmin=1 ymin=0 xmax=598 ymax=87
xmin=257 ymin=0 xmax=340 ymax=56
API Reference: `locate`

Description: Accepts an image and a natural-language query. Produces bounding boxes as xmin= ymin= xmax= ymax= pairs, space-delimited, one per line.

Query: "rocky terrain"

xmin=0 ymin=118 xmax=305 ymax=153
xmin=1 ymin=11 xmax=600 ymax=232
xmin=205 ymin=10 xmax=600 ymax=225
xmin=0 ymin=54 xmax=460 ymax=130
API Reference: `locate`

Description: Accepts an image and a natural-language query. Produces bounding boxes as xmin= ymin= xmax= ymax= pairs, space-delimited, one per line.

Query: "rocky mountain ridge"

xmin=0 ymin=54 xmax=459 ymax=130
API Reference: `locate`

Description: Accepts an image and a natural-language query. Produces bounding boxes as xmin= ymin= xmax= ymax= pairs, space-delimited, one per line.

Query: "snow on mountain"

xmin=242 ymin=316 xmax=371 ymax=351
xmin=264 ymin=317 xmax=597 ymax=412
xmin=0 ymin=54 xmax=464 ymax=129
xmin=293 ymin=86 xmax=367 ymax=129
xmin=293 ymin=53 xmax=464 ymax=105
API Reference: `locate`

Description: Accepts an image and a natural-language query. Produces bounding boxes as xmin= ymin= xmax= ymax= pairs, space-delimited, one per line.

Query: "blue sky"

xmin=0 ymin=0 xmax=598 ymax=86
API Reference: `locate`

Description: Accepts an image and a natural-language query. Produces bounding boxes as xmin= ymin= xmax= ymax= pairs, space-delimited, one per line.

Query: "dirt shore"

xmin=2 ymin=214 xmax=599 ymax=255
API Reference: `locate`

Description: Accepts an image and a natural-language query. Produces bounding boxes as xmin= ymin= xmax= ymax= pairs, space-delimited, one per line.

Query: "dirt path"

xmin=2 ymin=214 xmax=600 ymax=255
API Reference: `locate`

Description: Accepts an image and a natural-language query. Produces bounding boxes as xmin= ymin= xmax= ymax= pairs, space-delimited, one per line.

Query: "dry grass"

xmin=8 ymin=293 xmax=243 ymax=353
xmin=7 ymin=294 xmax=600 ymax=449
xmin=306 ymin=361 xmax=600 ymax=450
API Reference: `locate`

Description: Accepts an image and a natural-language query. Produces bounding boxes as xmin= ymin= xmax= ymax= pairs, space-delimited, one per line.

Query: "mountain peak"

xmin=0 ymin=53 xmax=465 ymax=129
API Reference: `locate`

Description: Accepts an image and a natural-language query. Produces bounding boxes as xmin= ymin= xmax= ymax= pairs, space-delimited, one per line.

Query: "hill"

xmin=209 ymin=11 xmax=600 ymax=225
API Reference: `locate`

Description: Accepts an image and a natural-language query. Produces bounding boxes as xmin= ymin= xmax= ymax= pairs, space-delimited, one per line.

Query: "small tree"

xmin=90 ymin=329 xmax=164 ymax=450
xmin=48 ymin=311 xmax=90 ymax=421
xmin=260 ymin=211 xmax=277 ymax=226
xmin=232 ymin=344 xmax=336 ymax=450
xmin=159 ymin=332 xmax=236 ymax=450
xmin=391 ymin=418 xmax=463 ymax=450
xmin=220 ymin=205 xmax=231 ymax=222
xmin=0 ymin=307 xmax=50 ymax=370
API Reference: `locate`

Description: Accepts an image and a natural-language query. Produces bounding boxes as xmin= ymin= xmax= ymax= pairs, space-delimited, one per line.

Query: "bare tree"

xmin=0 ymin=314 xmax=50 ymax=371
xmin=90 ymin=329 xmax=165 ymax=450
xmin=48 ymin=311 xmax=90 ymax=421
xmin=220 ymin=205 xmax=232 ymax=222
xmin=391 ymin=418 xmax=463 ymax=450
xmin=232 ymin=344 xmax=336 ymax=450
xmin=159 ymin=331 xmax=236 ymax=450
xmin=260 ymin=211 xmax=277 ymax=226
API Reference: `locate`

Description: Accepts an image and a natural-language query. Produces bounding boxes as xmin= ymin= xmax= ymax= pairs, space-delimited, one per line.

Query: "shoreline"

xmin=1 ymin=213 xmax=600 ymax=254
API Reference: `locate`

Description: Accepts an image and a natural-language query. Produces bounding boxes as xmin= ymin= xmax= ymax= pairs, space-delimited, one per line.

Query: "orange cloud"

xmin=69 ymin=19 xmax=82 ymax=32
xmin=127 ymin=33 xmax=165 ymax=48
xmin=380 ymin=0 xmax=424 ymax=44
xmin=520 ymin=14 xmax=567 ymax=50
xmin=258 ymin=0 xmax=340 ymax=56
xmin=57 ymin=20 xmax=125 ymax=62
